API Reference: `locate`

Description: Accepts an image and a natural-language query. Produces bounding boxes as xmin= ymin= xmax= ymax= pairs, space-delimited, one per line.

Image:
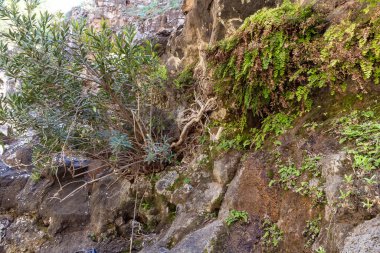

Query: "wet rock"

xmin=342 ymin=216 xmax=380 ymax=253
xmin=169 ymin=220 xmax=225 ymax=253
xmin=213 ymin=151 xmax=242 ymax=186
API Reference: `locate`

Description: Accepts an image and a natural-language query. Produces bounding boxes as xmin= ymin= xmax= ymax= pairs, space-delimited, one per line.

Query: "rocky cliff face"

xmin=165 ymin=0 xmax=281 ymax=91
xmin=1 ymin=0 xmax=380 ymax=253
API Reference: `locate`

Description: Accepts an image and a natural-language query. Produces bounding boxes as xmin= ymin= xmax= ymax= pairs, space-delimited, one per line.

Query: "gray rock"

xmin=3 ymin=216 xmax=47 ymax=252
xmin=89 ymin=175 xmax=133 ymax=234
xmin=203 ymin=182 xmax=224 ymax=212
xmin=39 ymin=181 xmax=90 ymax=236
xmin=169 ymin=220 xmax=225 ymax=253
xmin=155 ymin=171 xmax=179 ymax=196
xmin=0 ymin=163 xmax=29 ymax=211
xmin=213 ymin=151 xmax=242 ymax=186
xmin=342 ymin=216 xmax=380 ymax=253
xmin=17 ymin=177 xmax=53 ymax=213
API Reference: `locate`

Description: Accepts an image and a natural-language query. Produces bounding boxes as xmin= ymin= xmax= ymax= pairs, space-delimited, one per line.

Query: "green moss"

xmin=174 ymin=63 xmax=196 ymax=89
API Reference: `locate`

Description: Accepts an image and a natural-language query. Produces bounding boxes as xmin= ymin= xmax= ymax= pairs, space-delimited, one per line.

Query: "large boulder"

xmin=169 ymin=220 xmax=225 ymax=253
xmin=342 ymin=216 xmax=380 ymax=253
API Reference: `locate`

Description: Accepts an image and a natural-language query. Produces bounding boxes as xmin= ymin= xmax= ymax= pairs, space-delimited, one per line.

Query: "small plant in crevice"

xmin=225 ymin=210 xmax=249 ymax=226
xmin=211 ymin=112 xmax=295 ymax=152
xmin=303 ymin=215 xmax=322 ymax=248
xmin=250 ymin=112 xmax=295 ymax=150
xmin=260 ymin=218 xmax=283 ymax=250
xmin=173 ymin=63 xmax=196 ymax=90
xmin=315 ymin=246 xmax=326 ymax=253
xmin=334 ymin=108 xmax=380 ymax=210
xmin=270 ymin=154 xmax=325 ymax=204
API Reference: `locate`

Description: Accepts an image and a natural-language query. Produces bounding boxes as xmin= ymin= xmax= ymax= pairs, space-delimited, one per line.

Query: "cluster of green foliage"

xmin=173 ymin=63 xmax=196 ymax=90
xmin=334 ymin=108 xmax=380 ymax=210
xmin=261 ymin=218 xmax=283 ymax=250
xmin=225 ymin=210 xmax=249 ymax=226
xmin=212 ymin=112 xmax=294 ymax=152
xmin=270 ymin=155 xmax=325 ymax=204
xmin=208 ymin=1 xmax=325 ymax=117
xmin=208 ymin=0 xmax=380 ymax=150
xmin=0 ymin=0 xmax=171 ymax=176
xmin=303 ymin=215 xmax=322 ymax=248
xmin=315 ymin=246 xmax=326 ymax=253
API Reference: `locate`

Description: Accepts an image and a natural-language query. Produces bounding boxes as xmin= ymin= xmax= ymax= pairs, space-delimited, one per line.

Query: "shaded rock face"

xmin=0 ymin=170 xmax=134 ymax=252
xmin=0 ymin=163 xmax=29 ymax=211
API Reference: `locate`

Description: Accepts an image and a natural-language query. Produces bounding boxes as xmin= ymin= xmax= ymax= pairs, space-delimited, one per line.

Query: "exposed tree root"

xmin=171 ymin=97 xmax=217 ymax=149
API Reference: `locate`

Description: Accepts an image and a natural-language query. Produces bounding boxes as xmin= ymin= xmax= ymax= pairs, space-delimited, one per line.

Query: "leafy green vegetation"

xmin=207 ymin=0 xmax=380 ymax=151
xmin=334 ymin=108 xmax=380 ymax=210
xmin=211 ymin=112 xmax=294 ymax=152
xmin=315 ymin=246 xmax=326 ymax=253
xmin=261 ymin=218 xmax=283 ymax=250
xmin=225 ymin=210 xmax=249 ymax=226
xmin=303 ymin=215 xmax=322 ymax=248
xmin=270 ymin=155 xmax=325 ymax=204
xmin=174 ymin=64 xmax=196 ymax=90
xmin=0 ymin=0 xmax=171 ymax=176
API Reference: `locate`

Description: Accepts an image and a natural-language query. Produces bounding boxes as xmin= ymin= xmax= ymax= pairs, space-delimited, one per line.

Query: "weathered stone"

xmin=0 ymin=216 xmax=11 ymax=244
xmin=203 ymin=182 xmax=224 ymax=212
xmin=155 ymin=170 xmax=179 ymax=196
xmin=2 ymin=137 xmax=34 ymax=170
xmin=342 ymin=216 xmax=380 ymax=253
xmin=39 ymin=182 xmax=90 ymax=236
xmin=0 ymin=163 xmax=29 ymax=211
xmin=139 ymin=211 xmax=203 ymax=253
xmin=16 ymin=177 xmax=53 ymax=213
xmin=213 ymin=151 xmax=242 ymax=185
xmin=89 ymin=175 xmax=133 ymax=234
xmin=219 ymin=153 xmax=280 ymax=221
xmin=321 ymin=152 xmax=348 ymax=218
xmin=171 ymin=183 xmax=193 ymax=205
xmin=3 ymin=216 xmax=47 ymax=252
xmin=169 ymin=220 xmax=225 ymax=253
